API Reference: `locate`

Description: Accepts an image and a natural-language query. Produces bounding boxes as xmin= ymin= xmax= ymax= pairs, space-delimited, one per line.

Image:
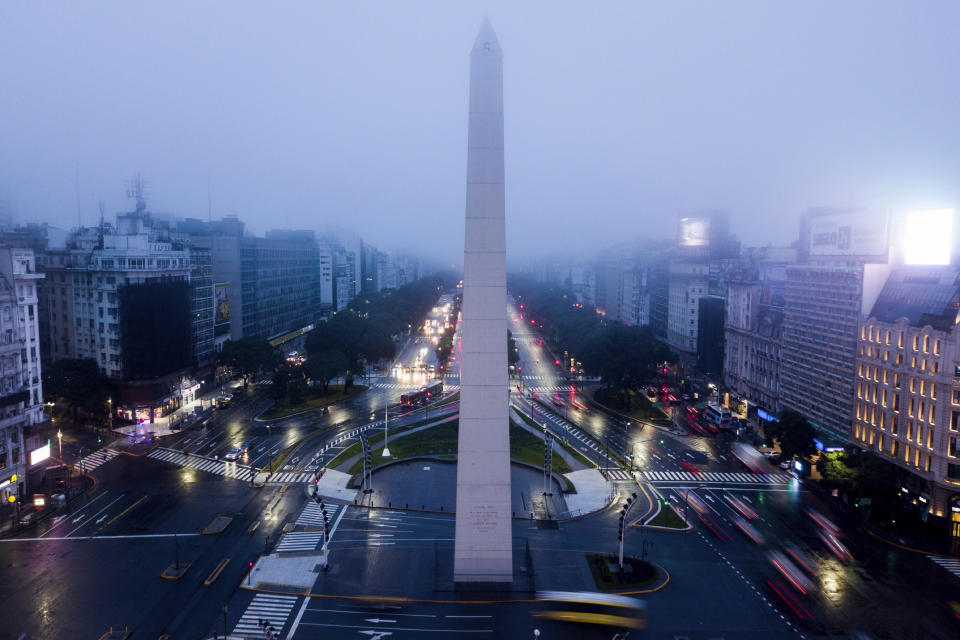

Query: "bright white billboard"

xmin=679 ymin=217 xmax=710 ymax=247
xmin=904 ymin=209 xmax=954 ymax=265
xmin=29 ymin=442 xmax=50 ymax=466
xmin=808 ymin=211 xmax=889 ymax=257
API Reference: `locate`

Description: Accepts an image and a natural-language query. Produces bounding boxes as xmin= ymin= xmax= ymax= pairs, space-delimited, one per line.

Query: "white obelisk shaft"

xmin=454 ymin=18 xmax=512 ymax=585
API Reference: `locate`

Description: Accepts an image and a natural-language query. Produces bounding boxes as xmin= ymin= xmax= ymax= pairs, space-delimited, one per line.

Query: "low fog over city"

xmin=5 ymin=3 xmax=960 ymax=640
xmin=2 ymin=2 xmax=958 ymax=262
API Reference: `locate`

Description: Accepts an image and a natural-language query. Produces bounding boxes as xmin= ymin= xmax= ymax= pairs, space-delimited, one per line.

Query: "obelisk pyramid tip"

xmin=471 ymin=17 xmax=501 ymax=56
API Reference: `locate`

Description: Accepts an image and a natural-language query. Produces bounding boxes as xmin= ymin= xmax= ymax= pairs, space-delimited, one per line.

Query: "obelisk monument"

xmin=454 ymin=18 xmax=513 ymax=585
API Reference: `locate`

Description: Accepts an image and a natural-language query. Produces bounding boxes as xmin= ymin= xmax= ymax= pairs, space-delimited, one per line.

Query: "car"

xmin=679 ymin=460 xmax=701 ymax=475
xmin=239 ymin=441 xmax=253 ymax=454
xmin=780 ymin=459 xmax=791 ymax=469
xmin=224 ymin=448 xmax=241 ymax=461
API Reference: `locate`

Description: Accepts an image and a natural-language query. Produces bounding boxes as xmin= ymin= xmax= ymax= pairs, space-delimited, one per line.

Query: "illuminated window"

xmin=858 ymin=363 xmax=864 ymax=377
xmin=930 ymin=404 xmax=936 ymax=425
xmin=924 ymin=335 xmax=930 ymax=353
xmin=872 ymin=386 xmax=878 ymax=403
xmin=896 ymin=353 xmax=903 ymax=365
xmin=921 ymin=359 xmax=927 ymax=372
xmin=878 ymin=434 xmax=884 ymax=451
xmin=881 ymin=389 xmax=887 ymax=407
xmin=883 ymin=370 xmax=889 ymax=384
xmin=914 ymin=448 xmax=920 ymax=467
xmin=856 ymin=402 xmax=863 ymax=420
xmin=883 ymin=350 xmax=890 ymax=362
xmin=874 ymin=367 xmax=879 ymax=382
xmin=911 ymin=356 xmax=917 ymax=369
xmin=928 ymin=428 xmax=934 ymax=449
xmin=907 ymin=422 xmax=913 ymax=440
xmin=892 ymin=418 xmax=899 ymax=436
xmin=891 ymin=440 xmax=898 ymax=457
xmin=871 ymin=431 xmax=877 ymax=446
xmin=885 ymin=330 xmax=891 ymax=345
xmin=913 ymin=335 xmax=919 ymax=351
xmin=911 ymin=378 xmax=917 ymax=393
xmin=861 ymin=326 xmax=866 ymax=340
xmin=931 ymin=385 xmax=937 ymax=401
xmin=894 ymin=373 xmax=901 ymax=388
xmin=898 ymin=331 xmax=904 ymax=348
xmin=952 ymin=411 xmax=960 ymax=432
xmin=857 ymin=381 xmax=863 ymax=399
xmin=924 ymin=455 xmax=931 ymax=472
xmin=880 ymin=412 xmax=886 ymax=429
xmin=935 ymin=339 xmax=942 ymax=356
xmin=920 ymin=401 xmax=925 ymax=422
xmin=920 ymin=380 xmax=926 ymax=396
xmin=953 ymin=389 xmax=960 ymax=405
xmin=893 ymin=394 xmax=900 ymax=411
xmin=909 ymin=397 xmax=914 ymax=417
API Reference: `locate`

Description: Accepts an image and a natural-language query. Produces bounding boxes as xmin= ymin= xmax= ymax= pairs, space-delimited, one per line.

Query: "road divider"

xmin=204 ymin=557 xmax=231 ymax=585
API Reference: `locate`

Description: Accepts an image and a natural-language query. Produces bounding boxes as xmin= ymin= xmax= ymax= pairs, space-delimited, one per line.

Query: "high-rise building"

xmin=853 ymin=266 xmax=960 ymax=530
xmin=780 ymin=209 xmax=891 ymax=443
xmin=183 ymin=220 xmax=320 ymax=340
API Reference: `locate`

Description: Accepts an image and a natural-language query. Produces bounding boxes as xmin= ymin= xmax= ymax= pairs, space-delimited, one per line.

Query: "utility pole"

xmin=618 ymin=492 xmax=639 ymax=570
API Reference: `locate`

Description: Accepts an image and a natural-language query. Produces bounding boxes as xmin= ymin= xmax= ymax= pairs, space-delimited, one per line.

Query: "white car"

xmin=224 ymin=448 xmax=240 ymax=461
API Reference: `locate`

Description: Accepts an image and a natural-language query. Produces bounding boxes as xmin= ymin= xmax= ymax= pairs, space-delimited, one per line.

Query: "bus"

xmin=702 ymin=403 xmax=731 ymax=430
xmin=532 ymin=590 xmax=646 ymax=629
xmin=401 ymin=380 xmax=444 ymax=407
xmin=425 ymin=379 xmax=443 ymax=398
xmin=400 ymin=388 xmax=427 ymax=406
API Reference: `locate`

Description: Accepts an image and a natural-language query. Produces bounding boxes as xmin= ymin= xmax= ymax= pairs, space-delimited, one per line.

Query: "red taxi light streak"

xmin=767 ymin=579 xmax=813 ymax=619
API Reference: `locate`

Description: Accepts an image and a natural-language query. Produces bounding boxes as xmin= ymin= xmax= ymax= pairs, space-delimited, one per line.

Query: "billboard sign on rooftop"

xmin=808 ymin=211 xmax=888 ymax=257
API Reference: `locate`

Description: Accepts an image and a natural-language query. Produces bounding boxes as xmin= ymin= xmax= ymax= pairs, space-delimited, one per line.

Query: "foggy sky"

xmin=2 ymin=1 xmax=958 ymax=264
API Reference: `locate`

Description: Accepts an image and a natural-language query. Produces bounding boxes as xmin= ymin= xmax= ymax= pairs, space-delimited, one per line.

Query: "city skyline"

xmin=3 ymin=1 xmax=959 ymax=263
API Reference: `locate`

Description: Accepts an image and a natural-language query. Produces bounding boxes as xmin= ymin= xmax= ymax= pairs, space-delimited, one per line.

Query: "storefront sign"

xmin=29 ymin=442 xmax=50 ymax=466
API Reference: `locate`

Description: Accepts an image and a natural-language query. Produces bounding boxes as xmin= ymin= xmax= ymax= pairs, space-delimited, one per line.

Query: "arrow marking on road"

xmin=72 ymin=516 xmax=84 ymax=523
xmin=364 ymin=618 xmax=396 ymax=624
xmin=359 ymin=629 xmax=393 ymax=638
xmin=96 ymin=515 xmax=107 ymax=524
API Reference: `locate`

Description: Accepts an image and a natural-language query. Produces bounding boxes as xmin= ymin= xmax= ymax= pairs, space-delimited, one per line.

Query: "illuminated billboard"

xmin=904 ymin=209 xmax=954 ymax=265
xmin=214 ymin=283 xmax=230 ymax=325
xmin=29 ymin=442 xmax=50 ymax=466
xmin=808 ymin=211 xmax=889 ymax=257
xmin=679 ymin=217 xmax=710 ymax=247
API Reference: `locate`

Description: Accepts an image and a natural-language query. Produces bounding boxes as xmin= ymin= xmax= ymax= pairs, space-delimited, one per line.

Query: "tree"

xmin=218 ymin=337 xmax=280 ymax=381
xmin=43 ymin=358 xmax=110 ymax=421
xmin=307 ymin=350 xmax=350 ymax=395
xmin=817 ymin=451 xmax=858 ymax=492
xmin=769 ymin=410 xmax=817 ymax=461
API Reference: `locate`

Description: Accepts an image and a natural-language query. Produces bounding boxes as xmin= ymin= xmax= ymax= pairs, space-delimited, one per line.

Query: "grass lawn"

xmin=513 ymin=407 xmax=593 ymax=468
xmin=586 ymin=553 xmax=657 ymax=590
xmin=645 ymin=502 xmax=687 ymax=529
xmin=260 ymin=384 xmax=368 ymax=420
xmin=594 ymin=388 xmax=671 ymax=425
xmin=337 ymin=417 xmax=574 ymax=476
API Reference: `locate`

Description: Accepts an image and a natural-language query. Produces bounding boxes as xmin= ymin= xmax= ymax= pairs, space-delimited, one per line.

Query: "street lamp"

xmin=266 ymin=424 xmax=272 ymax=472
xmin=381 ymin=404 xmax=391 ymax=458
xmin=57 ymin=429 xmax=63 ymax=462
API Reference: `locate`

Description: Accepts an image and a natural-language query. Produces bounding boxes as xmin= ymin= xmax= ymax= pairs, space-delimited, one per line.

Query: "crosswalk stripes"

xmin=528 ymin=385 xmax=576 ymax=393
xmin=296 ymin=502 xmax=340 ymax=528
xmin=275 ymin=531 xmax=325 ymax=553
xmin=76 ymin=448 xmax=119 ymax=472
xmin=604 ymin=468 xmax=634 ymax=481
xmin=264 ymin=471 xmax=314 ymax=484
xmin=928 ymin=555 xmax=960 ymax=581
xmin=232 ymin=593 xmax=299 ymax=639
xmin=642 ymin=470 xmax=792 ymax=484
xmin=147 ymin=447 xmax=256 ymax=482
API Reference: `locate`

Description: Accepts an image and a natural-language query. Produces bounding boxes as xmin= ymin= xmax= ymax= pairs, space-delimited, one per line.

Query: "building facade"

xmin=852 ymin=267 xmax=960 ymax=532
xmin=0 ymin=248 xmax=45 ymax=517
xmin=724 ymin=280 xmax=784 ymax=415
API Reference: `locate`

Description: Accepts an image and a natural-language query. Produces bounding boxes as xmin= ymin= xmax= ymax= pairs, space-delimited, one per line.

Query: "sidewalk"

xmin=112 ymin=380 xmax=244 ymax=439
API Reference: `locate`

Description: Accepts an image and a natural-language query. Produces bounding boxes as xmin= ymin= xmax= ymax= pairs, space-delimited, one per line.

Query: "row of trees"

xmin=511 ymin=278 xmax=675 ymax=408
xmin=304 ymin=275 xmax=457 ymax=395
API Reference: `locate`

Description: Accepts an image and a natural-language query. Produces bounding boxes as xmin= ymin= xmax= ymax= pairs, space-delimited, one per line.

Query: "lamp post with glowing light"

xmin=57 ymin=429 xmax=63 ymax=462
xmin=381 ymin=404 xmax=391 ymax=458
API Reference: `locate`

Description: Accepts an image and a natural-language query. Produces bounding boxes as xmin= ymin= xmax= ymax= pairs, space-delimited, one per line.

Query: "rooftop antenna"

xmin=97 ymin=200 xmax=106 ymax=248
xmin=75 ymin=159 xmax=82 ymax=228
xmin=125 ymin=174 xmax=149 ymax=214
